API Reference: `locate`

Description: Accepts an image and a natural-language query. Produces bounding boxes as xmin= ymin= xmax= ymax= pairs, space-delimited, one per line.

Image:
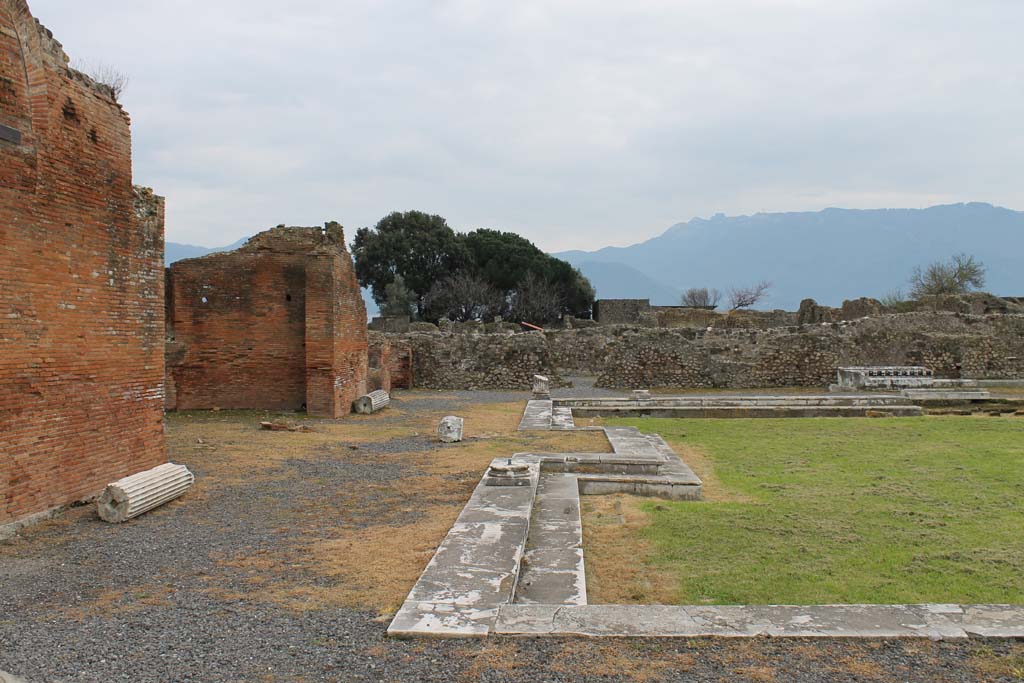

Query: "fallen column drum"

xmin=96 ymin=462 xmax=195 ymax=523
xmin=353 ymin=390 xmax=391 ymax=415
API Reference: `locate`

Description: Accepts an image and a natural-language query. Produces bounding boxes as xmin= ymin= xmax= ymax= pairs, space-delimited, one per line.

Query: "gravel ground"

xmin=1 ymin=385 xmax=1021 ymax=683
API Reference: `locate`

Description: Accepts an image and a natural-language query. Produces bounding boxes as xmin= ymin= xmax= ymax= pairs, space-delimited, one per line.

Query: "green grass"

xmin=605 ymin=416 xmax=1024 ymax=605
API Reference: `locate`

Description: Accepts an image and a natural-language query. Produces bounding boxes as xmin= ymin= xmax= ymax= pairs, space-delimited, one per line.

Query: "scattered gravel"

xmin=1 ymin=387 xmax=1020 ymax=682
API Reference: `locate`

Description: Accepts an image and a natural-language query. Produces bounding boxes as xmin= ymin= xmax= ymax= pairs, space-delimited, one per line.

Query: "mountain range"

xmin=166 ymin=202 xmax=1024 ymax=315
xmin=554 ymin=203 xmax=1024 ymax=309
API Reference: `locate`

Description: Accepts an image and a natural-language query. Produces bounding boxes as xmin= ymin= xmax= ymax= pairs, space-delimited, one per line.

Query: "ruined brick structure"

xmin=165 ymin=225 xmax=369 ymax=417
xmin=368 ymin=333 xmax=413 ymax=391
xmin=0 ymin=1 xmax=166 ymax=528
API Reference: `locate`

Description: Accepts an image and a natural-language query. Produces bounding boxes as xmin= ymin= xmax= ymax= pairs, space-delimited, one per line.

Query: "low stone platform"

xmin=529 ymin=395 xmax=925 ymax=423
xmin=518 ymin=400 xmax=577 ymax=431
xmin=494 ymin=603 xmax=1024 ymax=639
xmin=388 ymin=456 xmax=540 ymax=637
xmin=902 ymin=389 xmax=992 ymax=401
xmin=388 ymin=422 xmax=703 ymax=638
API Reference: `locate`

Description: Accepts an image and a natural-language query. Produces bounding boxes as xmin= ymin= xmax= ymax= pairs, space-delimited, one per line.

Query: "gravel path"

xmin=1 ymin=386 xmax=1020 ymax=683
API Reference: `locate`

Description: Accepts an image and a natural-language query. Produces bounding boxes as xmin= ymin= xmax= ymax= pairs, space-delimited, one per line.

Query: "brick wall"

xmin=368 ymin=333 xmax=413 ymax=391
xmin=0 ymin=0 xmax=166 ymax=526
xmin=166 ymin=224 xmax=368 ymax=417
xmin=387 ymin=342 xmax=414 ymax=389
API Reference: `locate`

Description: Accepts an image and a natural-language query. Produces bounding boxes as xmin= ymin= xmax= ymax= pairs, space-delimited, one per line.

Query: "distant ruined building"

xmin=165 ymin=225 xmax=371 ymax=417
xmin=0 ymin=0 xmax=167 ymax=528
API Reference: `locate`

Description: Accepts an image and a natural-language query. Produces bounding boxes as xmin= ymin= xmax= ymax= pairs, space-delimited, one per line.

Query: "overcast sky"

xmin=32 ymin=0 xmax=1024 ymax=251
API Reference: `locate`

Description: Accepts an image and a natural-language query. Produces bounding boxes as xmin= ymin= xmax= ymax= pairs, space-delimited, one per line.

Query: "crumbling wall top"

xmin=4 ymin=1 xmax=123 ymax=105
xmin=204 ymin=223 xmax=350 ymax=259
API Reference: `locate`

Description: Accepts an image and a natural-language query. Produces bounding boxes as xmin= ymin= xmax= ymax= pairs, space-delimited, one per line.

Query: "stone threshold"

xmin=494 ymin=603 xmax=1024 ymax=639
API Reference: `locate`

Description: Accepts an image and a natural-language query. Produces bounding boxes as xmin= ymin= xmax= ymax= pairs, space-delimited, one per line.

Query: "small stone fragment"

xmin=438 ymin=416 xmax=464 ymax=443
xmin=532 ymin=375 xmax=551 ymax=399
xmin=260 ymin=421 xmax=311 ymax=432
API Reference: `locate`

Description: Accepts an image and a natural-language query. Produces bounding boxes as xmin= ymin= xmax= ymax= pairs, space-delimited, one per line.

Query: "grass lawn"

xmin=600 ymin=416 xmax=1024 ymax=605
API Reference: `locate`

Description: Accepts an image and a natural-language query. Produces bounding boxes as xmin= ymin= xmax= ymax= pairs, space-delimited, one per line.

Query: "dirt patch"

xmin=181 ymin=396 xmax=609 ymax=615
xmin=216 ymin=502 xmax=462 ymax=615
xmin=581 ymin=494 xmax=678 ymax=605
xmin=549 ymin=641 xmax=695 ymax=682
xmin=971 ymin=643 xmax=1024 ymax=681
xmin=454 ymin=641 xmax=528 ymax=682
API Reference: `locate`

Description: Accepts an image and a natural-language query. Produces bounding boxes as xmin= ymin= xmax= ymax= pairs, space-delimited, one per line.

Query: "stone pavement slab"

xmin=960 ymin=604 xmax=1024 ymax=637
xmin=388 ymin=458 xmax=540 ymax=638
xmin=494 ymin=604 xmax=981 ymax=639
xmin=518 ymin=400 xmax=553 ymax=431
xmin=514 ymin=472 xmax=586 ymax=606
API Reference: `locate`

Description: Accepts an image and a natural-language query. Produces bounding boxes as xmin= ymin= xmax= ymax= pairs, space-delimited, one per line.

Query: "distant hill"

xmin=555 ymin=203 xmax=1024 ymax=310
xmin=165 ymin=237 xmax=247 ymax=265
xmin=574 ymin=261 xmax=681 ymax=306
xmin=165 ymin=237 xmax=379 ymax=318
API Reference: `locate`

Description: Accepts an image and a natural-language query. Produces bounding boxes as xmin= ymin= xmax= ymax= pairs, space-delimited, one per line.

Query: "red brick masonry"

xmin=0 ymin=0 xmax=166 ymax=526
xmin=368 ymin=333 xmax=413 ymax=392
xmin=166 ymin=225 xmax=370 ymax=418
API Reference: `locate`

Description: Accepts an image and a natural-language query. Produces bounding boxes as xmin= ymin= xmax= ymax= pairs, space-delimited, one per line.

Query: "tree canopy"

xmin=909 ymin=254 xmax=986 ymax=298
xmin=352 ymin=211 xmax=467 ymax=317
xmin=353 ymin=215 xmax=594 ymax=324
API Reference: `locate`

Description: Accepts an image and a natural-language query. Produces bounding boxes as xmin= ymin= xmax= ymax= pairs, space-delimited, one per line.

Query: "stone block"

xmin=438 ymin=416 xmax=464 ymax=443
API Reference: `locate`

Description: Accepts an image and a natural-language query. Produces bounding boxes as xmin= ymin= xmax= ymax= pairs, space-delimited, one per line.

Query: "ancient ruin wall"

xmin=304 ymin=225 xmax=371 ymax=417
xmin=368 ymin=333 xmax=413 ymax=391
xmin=592 ymin=313 xmax=1024 ymax=389
xmin=383 ymin=312 xmax=1024 ymax=390
xmin=0 ymin=1 xmax=166 ymax=526
xmin=166 ymin=224 xmax=369 ymax=416
xmin=398 ymin=331 xmax=562 ymax=390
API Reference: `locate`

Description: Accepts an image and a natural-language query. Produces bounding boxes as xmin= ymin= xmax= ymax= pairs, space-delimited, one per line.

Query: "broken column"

xmin=532 ymin=375 xmax=551 ymax=399
xmin=96 ymin=463 xmax=195 ymax=523
xmin=484 ymin=459 xmax=532 ymax=487
xmin=353 ymin=390 xmax=391 ymax=414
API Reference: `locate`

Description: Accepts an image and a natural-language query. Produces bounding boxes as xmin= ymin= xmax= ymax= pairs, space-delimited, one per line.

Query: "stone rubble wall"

xmin=383 ymin=312 xmax=1024 ymax=390
xmin=396 ymin=331 xmax=565 ymax=390
xmin=1 ymin=1 xmax=166 ymax=527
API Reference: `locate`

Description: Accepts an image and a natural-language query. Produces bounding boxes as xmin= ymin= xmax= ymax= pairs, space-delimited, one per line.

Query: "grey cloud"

xmin=31 ymin=0 xmax=1024 ymax=250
